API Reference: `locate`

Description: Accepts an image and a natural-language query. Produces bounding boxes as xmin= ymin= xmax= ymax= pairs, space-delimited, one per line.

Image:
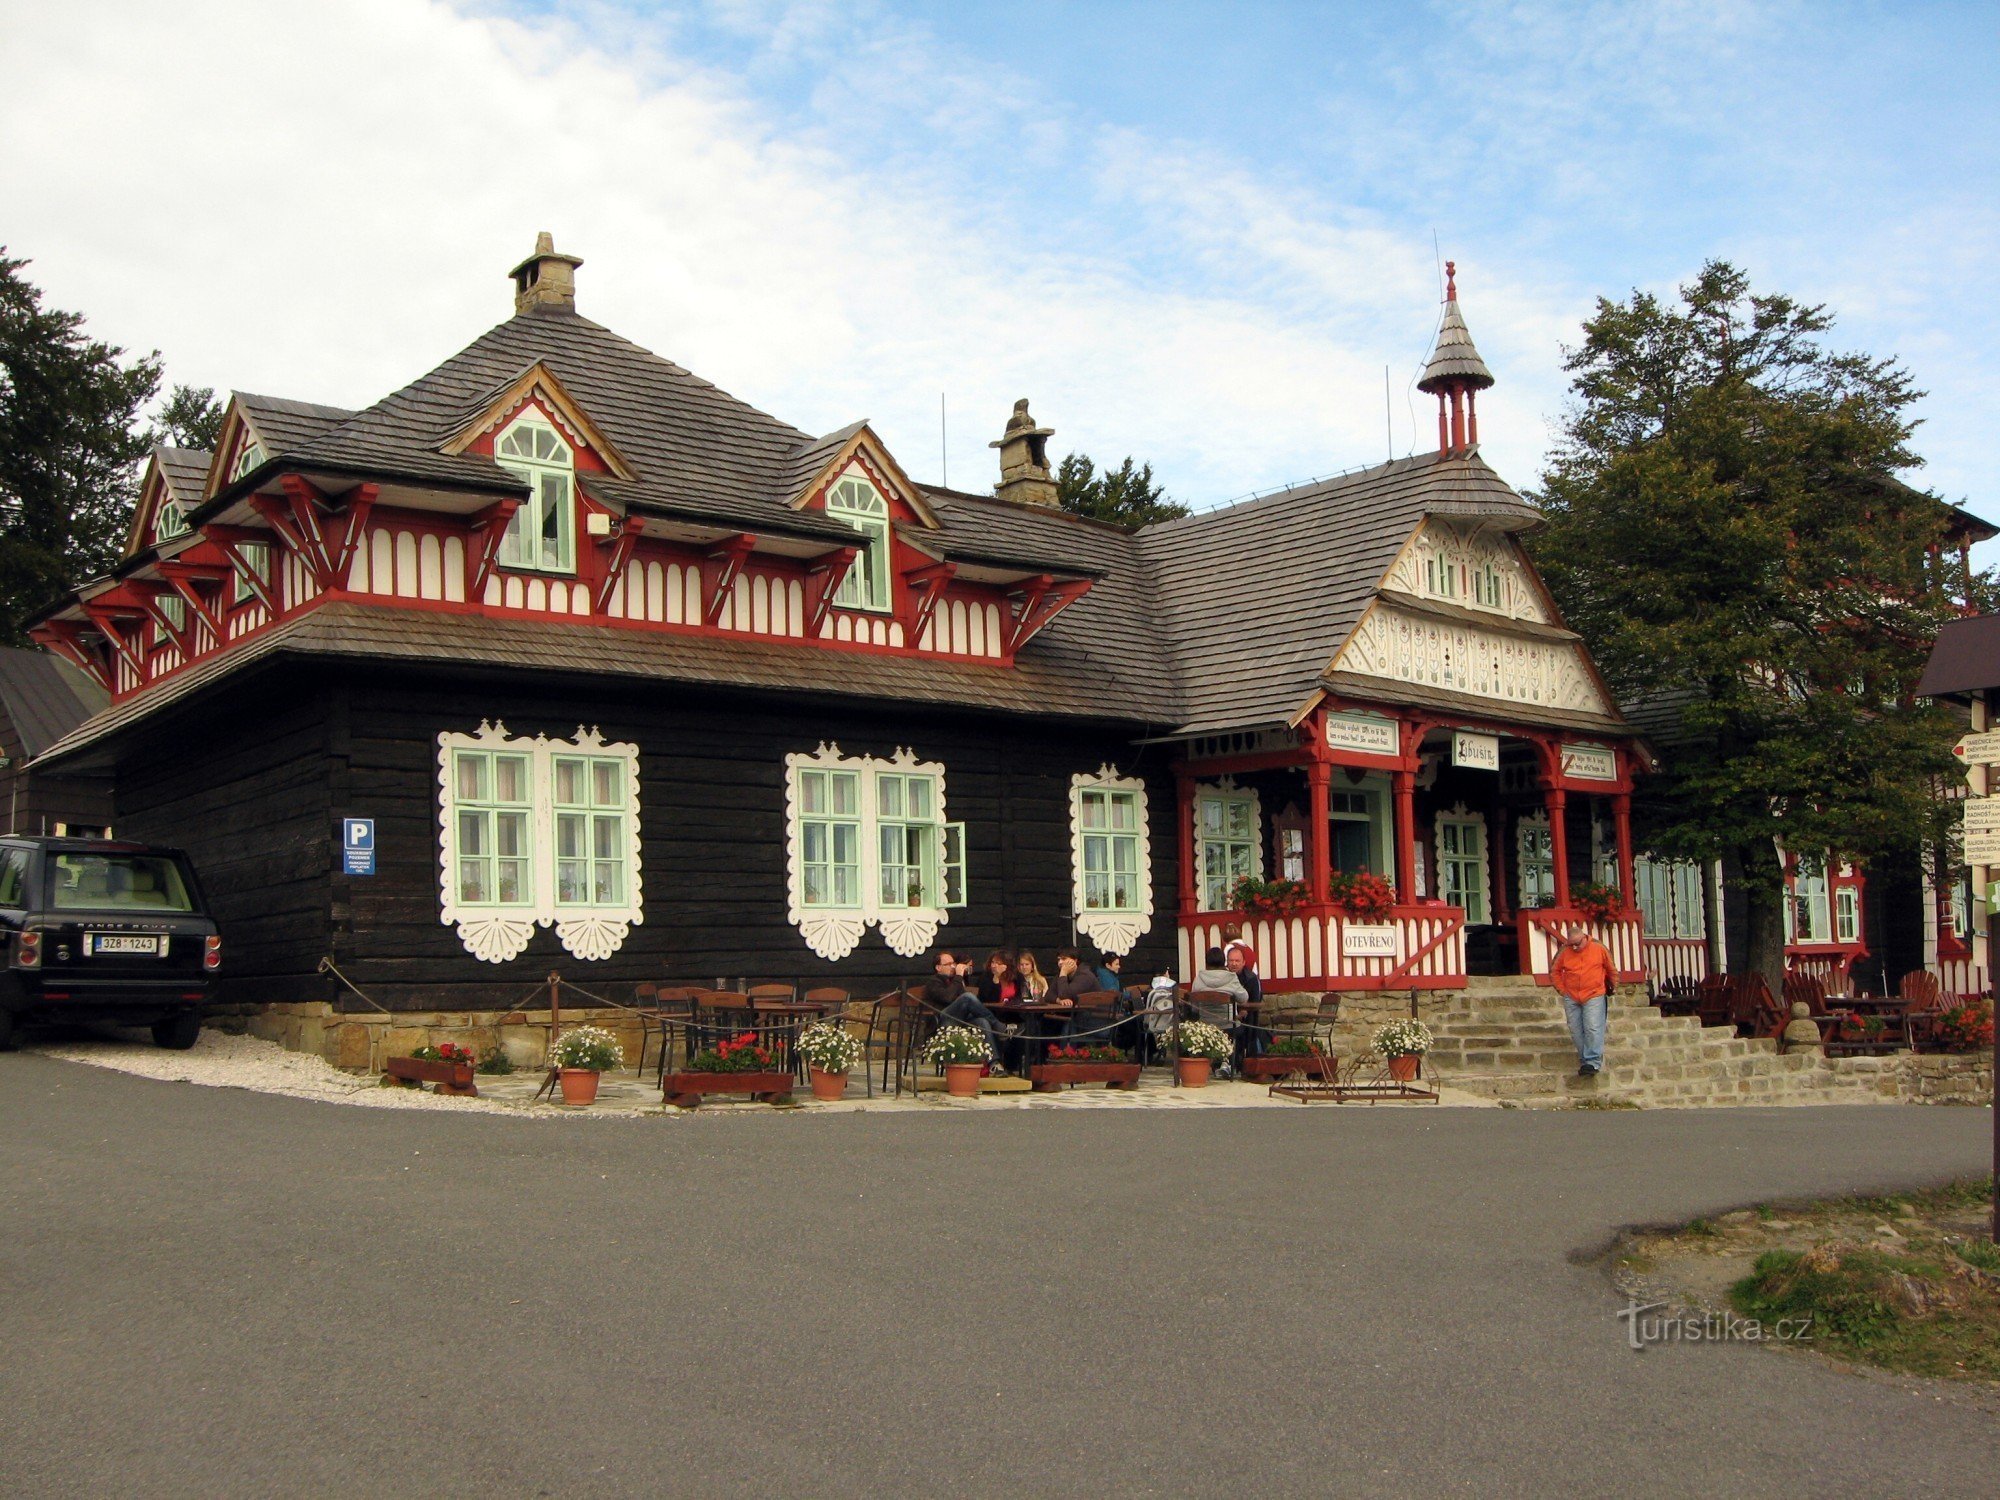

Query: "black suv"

xmin=0 ymin=837 xmax=220 ymax=1050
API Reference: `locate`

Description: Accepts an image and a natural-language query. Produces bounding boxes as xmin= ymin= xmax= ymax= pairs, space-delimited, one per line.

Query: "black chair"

xmin=633 ymin=984 xmax=700 ymax=1081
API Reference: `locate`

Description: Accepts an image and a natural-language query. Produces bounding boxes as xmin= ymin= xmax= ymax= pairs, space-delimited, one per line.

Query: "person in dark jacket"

xmin=1226 ymin=945 xmax=1264 ymax=1056
xmin=1092 ymin=951 xmax=1124 ymax=994
xmin=922 ymin=949 xmax=1009 ymax=1073
xmin=1049 ymin=949 xmax=1098 ymax=1004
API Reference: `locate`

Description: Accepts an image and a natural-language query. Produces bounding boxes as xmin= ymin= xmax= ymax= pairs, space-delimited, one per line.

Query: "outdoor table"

xmin=985 ymin=1000 xmax=1079 ymax=1070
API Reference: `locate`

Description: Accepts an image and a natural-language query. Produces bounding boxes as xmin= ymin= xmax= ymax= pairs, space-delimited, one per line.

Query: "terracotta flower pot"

xmin=944 ymin=1062 xmax=984 ymax=1097
xmin=558 ymin=1066 xmax=601 ymax=1105
xmin=1175 ymin=1057 xmax=1213 ymax=1088
xmin=809 ymin=1066 xmax=849 ymax=1101
xmin=1387 ymin=1053 xmax=1421 ymax=1082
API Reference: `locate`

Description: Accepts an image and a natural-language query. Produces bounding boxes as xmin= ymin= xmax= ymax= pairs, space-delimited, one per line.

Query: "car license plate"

xmin=88 ymin=934 xmax=161 ymax=956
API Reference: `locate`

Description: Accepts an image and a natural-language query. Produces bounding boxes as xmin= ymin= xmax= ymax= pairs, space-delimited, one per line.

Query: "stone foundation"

xmin=213 ymin=1001 xmax=654 ymax=1077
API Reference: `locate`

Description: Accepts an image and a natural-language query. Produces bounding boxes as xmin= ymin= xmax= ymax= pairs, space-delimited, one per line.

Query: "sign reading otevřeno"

xmin=1451 ymin=731 xmax=1499 ymax=772
xmin=1559 ymin=742 xmax=1618 ymax=781
xmin=1341 ymin=923 xmax=1399 ymax=957
xmin=1325 ymin=711 xmax=1399 ymax=757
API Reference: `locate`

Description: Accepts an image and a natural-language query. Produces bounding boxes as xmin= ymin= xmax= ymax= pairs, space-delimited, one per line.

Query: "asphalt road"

xmin=0 ymin=1053 xmax=1993 ymax=1498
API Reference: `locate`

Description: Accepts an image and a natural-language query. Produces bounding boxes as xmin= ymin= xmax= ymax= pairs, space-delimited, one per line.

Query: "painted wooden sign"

xmin=1325 ymin=712 xmax=1399 ymax=757
xmin=1341 ymin=923 xmax=1399 ymax=957
xmin=1559 ymin=742 xmax=1618 ymax=781
xmin=1962 ymin=798 xmax=2000 ymax=862
xmin=1951 ymin=731 xmax=2000 ymax=766
xmin=1451 ymin=731 xmax=1499 ymax=772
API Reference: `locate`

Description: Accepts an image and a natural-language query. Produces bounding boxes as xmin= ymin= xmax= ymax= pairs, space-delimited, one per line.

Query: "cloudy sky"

xmin=3 ymin=0 xmax=1995 ymax=534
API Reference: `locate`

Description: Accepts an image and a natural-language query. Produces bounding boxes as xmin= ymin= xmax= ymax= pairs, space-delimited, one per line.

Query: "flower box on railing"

xmin=661 ymin=1072 xmax=796 ymax=1108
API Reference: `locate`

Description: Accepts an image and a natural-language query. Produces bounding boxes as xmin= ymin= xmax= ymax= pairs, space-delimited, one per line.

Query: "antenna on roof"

xmin=1385 ymin=365 xmax=1392 ymax=463
xmin=940 ymin=392 xmax=948 ymax=488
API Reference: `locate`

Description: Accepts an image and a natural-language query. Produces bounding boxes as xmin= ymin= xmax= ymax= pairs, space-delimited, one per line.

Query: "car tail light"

xmin=203 ymin=934 xmax=222 ymax=971
xmin=16 ymin=930 xmax=41 ymax=969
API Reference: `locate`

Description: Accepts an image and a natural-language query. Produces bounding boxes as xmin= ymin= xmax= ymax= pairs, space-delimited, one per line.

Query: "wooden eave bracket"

xmin=802 ymin=547 xmax=859 ymax=637
xmin=155 ymin=561 xmax=230 ymax=640
xmin=203 ymin=524 xmax=283 ymax=614
xmin=701 ymin=535 xmax=757 ymax=628
xmin=329 ymin=483 xmax=378 ymax=588
xmin=30 ymin=620 xmax=112 ymax=692
xmin=81 ymin=600 xmax=148 ymax=674
xmin=270 ymin=476 xmax=376 ymax=589
xmin=592 ymin=516 xmax=646 ymax=615
xmin=125 ymin=579 xmax=199 ymax=653
xmin=903 ymin=561 xmax=957 ymax=645
xmin=1004 ymin=576 xmax=1091 ymax=654
xmin=466 ymin=499 xmax=523 ymax=600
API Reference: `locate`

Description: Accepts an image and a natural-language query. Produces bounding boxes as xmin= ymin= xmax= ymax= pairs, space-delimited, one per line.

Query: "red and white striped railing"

xmin=1177 ymin=905 xmax=1468 ymax=991
xmin=1642 ymin=937 xmax=1709 ymax=987
xmin=1519 ymin=910 xmax=1646 ymax=985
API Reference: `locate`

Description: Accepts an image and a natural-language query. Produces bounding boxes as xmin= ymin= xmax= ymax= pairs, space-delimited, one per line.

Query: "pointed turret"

xmin=1416 ymin=261 xmax=1494 ymax=454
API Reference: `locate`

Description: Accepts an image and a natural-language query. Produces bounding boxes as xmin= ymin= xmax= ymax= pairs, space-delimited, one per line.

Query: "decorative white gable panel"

xmin=784 ymin=742 xmax=951 ymax=960
xmin=436 ymin=721 xmax=643 ymax=963
xmin=1336 ymin=605 xmax=1611 ymax=716
xmin=1383 ymin=520 xmax=1552 ymax=623
xmin=1068 ymin=765 xmax=1153 ymax=956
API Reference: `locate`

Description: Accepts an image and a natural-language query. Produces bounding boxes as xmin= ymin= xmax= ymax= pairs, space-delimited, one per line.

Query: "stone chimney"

xmin=990 ymin=398 xmax=1058 ymax=507
xmin=509 ymin=232 xmax=584 ymax=314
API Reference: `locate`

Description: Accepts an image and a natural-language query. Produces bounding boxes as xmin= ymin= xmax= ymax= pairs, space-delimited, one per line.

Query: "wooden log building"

xmin=28 ymin=239 xmax=1664 ymax=1011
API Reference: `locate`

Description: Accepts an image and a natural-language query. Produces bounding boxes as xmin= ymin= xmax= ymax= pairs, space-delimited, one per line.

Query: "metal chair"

xmin=633 ymin=984 xmax=700 ymax=1081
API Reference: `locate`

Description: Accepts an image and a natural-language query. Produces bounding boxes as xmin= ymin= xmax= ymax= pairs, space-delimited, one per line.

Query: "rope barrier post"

xmin=533 ymin=971 xmax=565 ymax=1103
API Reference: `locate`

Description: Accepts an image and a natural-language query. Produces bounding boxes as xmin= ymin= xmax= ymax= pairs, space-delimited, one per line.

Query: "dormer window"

xmin=494 ymin=415 xmax=575 ymax=574
xmin=232 ymin=441 xmax=266 ymax=482
xmin=828 ymin=475 xmax=890 ymax=612
xmin=153 ymin=502 xmax=190 ymax=544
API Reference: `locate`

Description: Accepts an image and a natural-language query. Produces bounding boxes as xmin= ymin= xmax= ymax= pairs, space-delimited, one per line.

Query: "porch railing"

xmin=1641 ymin=936 xmax=1709 ymax=988
xmin=1518 ymin=909 xmax=1647 ymax=985
xmin=1177 ymin=904 xmax=1469 ymax=991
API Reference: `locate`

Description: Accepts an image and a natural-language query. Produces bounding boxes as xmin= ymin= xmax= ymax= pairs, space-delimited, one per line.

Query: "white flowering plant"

xmin=921 ymin=1024 xmax=992 ymax=1066
xmin=1170 ymin=1020 xmax=1233 ymax=1063
xmin=549 ymin=1025 xmax=624 ymax=1072
xmin=796 ymin=1020 xmax=863 ymax=1074
xmin=1371 ymin=1019 xmax=1433 ymax=1058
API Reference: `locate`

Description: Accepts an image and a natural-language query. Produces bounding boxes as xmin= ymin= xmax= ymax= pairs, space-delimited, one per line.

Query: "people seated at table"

xmin=1191 ymin=945 xmax=1248 ymax=1077
xmin=922 ymin=949 xmax=1010 ymax=1074
xmin=1093 ymin=951 xmax=1124 ymax=994
xmin=1226 ymin=945 xmax=1264 ymax=1056
xmin=1016 ymin=950 xmax=1050 ymax=1001
xmin=1049 ymin=949 xmax=1096 ymax=1004
xmin=976 ymin=949 xmax=1021 ymax=1006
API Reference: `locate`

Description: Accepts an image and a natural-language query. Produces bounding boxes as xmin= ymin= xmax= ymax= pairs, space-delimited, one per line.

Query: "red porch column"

xmin=1393 ymin=769 xmax=1418 ymax=903
xmin=1305 ymin=760 xmax=1332 ymax=904
xmin=1546 ymin=787 xmax=1571 ymax=906
xmin=1174 ymin=770 xmax=1198 ymax=916
xmin=1611 ymin=791 xmax=1636 ymax=908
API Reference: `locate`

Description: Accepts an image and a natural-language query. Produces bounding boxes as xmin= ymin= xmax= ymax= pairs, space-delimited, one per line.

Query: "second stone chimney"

xmin=990 ymin=398 xmax=1058 ymax=506
xmin=509 ymin=232 xmax=584 ymax=314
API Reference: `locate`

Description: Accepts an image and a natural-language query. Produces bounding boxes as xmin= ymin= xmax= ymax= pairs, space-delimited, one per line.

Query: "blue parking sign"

xmin=342 ymin=817 xmax=376 ymax=876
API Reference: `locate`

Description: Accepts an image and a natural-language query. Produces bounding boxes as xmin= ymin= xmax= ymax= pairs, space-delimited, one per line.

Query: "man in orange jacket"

xmin=1549 ymin=922 xmax=1614 ymax=1077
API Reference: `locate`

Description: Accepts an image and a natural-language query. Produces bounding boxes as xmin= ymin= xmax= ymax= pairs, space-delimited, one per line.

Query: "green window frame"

xmin=876 ymin=770 xmax=941 ymax=908
xmin=232 ymin=439 xmax=266 ymax=481
xmin=1436 ymin=814 xmax=1488 ymax=925
xmin=942 ymin=822 xmax=967 ymax=908
xmin=1080 ymin=787 xmax=1142 ymax=913
xmin=494 ymin=416 xmax=576 ymax=575
xmin=153 ymin=502 xmax=190 ymax=544
xmin=450 ymin=748 xmax=533 ymax=908
xmin=1517 ymin=815 xmax=1556 ymax=909
xmin=1197 ymin=788 xmax=1259 ymax=911
xmin=552 ymin=755 xmax=628 ymax=907
xmin=798 ymin=768 xmax=861 ymax=909
xmin=828 ymin=476 xmax=891 ymax=612
xmin=1789 ymin=856 xmax=1831 ymax=944
xmin=231 ymin=542 xmax=271 ymax=605
xmin=1834 ymin=886 xmax=1860 ymax=944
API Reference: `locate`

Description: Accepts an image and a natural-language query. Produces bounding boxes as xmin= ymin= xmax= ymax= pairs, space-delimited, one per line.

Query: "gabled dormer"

xmin=126 ymin=446 xmax=214 ymax=557
xmin=786 ymin=423 xmax=937 ymax=618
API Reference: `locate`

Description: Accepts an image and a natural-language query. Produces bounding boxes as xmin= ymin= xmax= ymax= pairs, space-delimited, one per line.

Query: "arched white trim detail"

xmin=1069 ymin=765 xmax=1153 ymax=955
xmin=784 ymin=742 xmax=950 ymax=960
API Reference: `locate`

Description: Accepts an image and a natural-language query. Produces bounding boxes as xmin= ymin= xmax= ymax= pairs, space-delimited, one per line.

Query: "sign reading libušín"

xmin=25 ymin=244 xmax=1645 ymax=1011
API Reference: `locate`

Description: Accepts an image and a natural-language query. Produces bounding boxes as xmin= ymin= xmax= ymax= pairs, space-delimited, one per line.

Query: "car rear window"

xmin=48 ymin=853 xmax=196 ymax=913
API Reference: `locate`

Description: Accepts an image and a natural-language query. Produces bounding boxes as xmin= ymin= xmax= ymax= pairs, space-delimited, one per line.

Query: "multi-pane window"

xmin=553 ymin=756 xmax=626 ymax=906
xmin=451 ymin=749 xmax=532 ymax=907
xmin=232 ymin=542 xmax=271 ymax=605
xmin=797 ymin=768 xmax=862 ymax=909
xmin=1436 ymin=814 xmax=1488 ymax=925
xmin=232 ymin=440 xmax=266 ymax=481
xmin=876 ymin=770 xmax=942 ymax=908
xmin=1080 ymin=787 xmax=1142 ymax=912
xmin=828 ymin=476 xmax=891 ymax=611
xmin=153 ymin=502 xmax=190 ymax=544
xmin=942 ymin=823 xmax=968 ymax=908
xmin=1835 ymin=886 xmax=1860 ymax=944
xmin=1517 ymin=815 xmax=1556 ymax=908
xmin=1635 ymin=856 xmax=1706 ymax=940
xmin=1329 ymin=787 xmax=1380 ymax=874
xmin=494 ymin=416 xmax=575 ymax=574
xmin=1789 ymin=856 xmax=1832 ymax=944
xmin=1198 ymin=788 xmax=1260 ymax=910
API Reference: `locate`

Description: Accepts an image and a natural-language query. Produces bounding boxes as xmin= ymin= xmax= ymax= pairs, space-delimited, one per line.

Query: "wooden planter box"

xmin=662 ymin=1071 xmax=795 ymax=1108
xmin=1241 ymin=1052 xmax=1329 ymax=1082
xmin=1028 ymin=1061 xmax=1142 ymax=1091
xmin=384 ymin=1057 xmax=478 ymax=1096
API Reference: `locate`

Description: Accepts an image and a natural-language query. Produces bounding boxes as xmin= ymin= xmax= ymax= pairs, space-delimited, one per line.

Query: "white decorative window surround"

xmin=785 ymin=743 xmax=949 ymax=960
xmin=1195 ymin=779 xmax=1263 ymax=911
xmin=1070 ymin=766 xmax=1153 ymax=956
xmin=437 ymin=722 xmax=642 ymax=963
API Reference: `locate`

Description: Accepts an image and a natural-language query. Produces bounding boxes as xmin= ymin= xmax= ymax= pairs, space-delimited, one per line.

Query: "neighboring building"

xmin=0 ymin=649 xmax=112 ymax=836
xmin=1918 ymin=613 xmax=2000 ymax=1002
xmin=26 ymin=241 xmax=1646 ymax=1011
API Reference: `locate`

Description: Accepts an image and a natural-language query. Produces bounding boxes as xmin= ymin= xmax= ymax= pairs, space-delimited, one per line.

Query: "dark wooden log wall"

xmin=109 ymin=658 xmax=1182 ymax=1011
xmin=0 ymin=709 xmax=114 ymax=837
